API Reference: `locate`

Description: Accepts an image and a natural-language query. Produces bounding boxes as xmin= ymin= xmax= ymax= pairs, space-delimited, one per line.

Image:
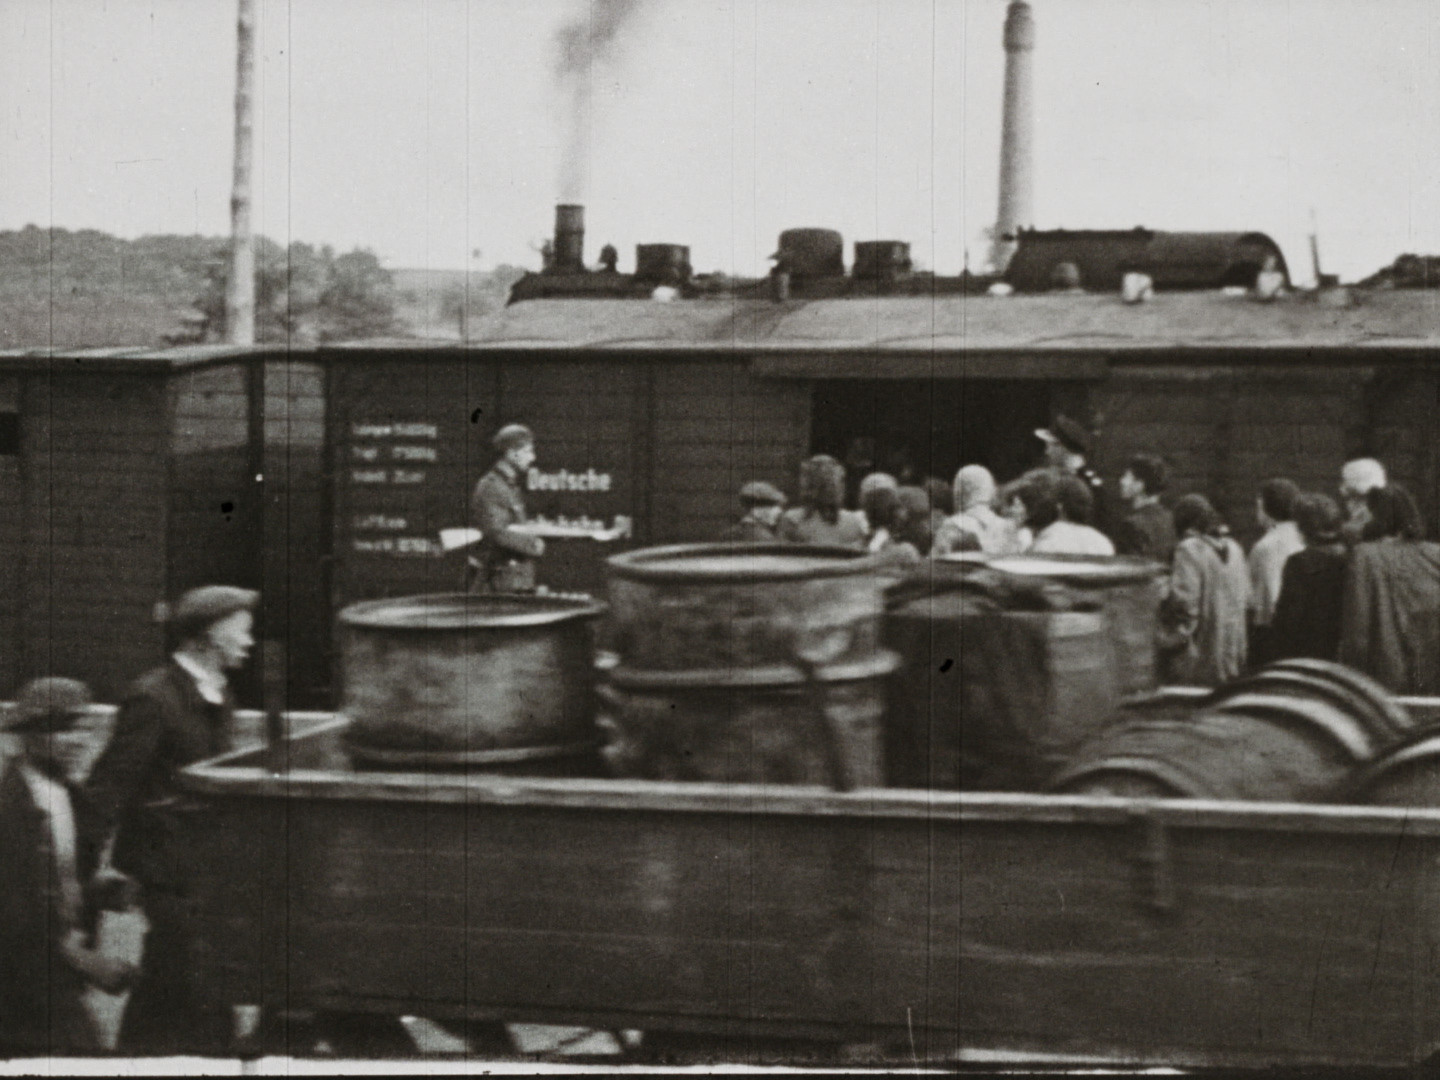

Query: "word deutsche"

xmin=527 ymin=467 xmax=613 ymax=493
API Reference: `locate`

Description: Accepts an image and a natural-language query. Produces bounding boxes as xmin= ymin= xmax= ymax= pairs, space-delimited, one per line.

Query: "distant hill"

xmin=0 ymin=226 xmax=221 ymax=349
xmin=0 ymin=226 xmax=528 ymax=350
xmin=390 ymin=266 xmax=527 ymax=341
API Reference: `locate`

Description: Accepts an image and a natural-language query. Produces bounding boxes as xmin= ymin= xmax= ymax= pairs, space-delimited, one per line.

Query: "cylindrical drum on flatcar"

xmin=974 ymin=554 xmax=1167 ymax=699
xmin=883 ymin=575 xmax=1118 ymax=791
xmin=1353 ymin=729 xmax=1440 ymax=807
xmin=1051 ymin=691 xmax=1386 ymax=802
xmin=603 ymin=544 xmax=893 ymax=787
xmin=337 ymin=593 xmax=606 ymax=769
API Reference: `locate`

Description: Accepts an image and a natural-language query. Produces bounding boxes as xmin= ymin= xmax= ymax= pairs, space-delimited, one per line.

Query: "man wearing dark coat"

xmin=83 ymin=585 xmax=257 ymax=1055
xmin=470 ymin=423 xmax=545 ymax=593
xmin=1113 ymin=454 xmax=1176 ymax=564
xmin=1 ymin=679 xmax=138 ymax=1055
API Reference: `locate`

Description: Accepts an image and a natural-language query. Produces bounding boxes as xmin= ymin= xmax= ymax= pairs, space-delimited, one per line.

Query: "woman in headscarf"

xmin=1338 ymin=484 xmax=1440 ymax=694
xmin=1160 ymin=494 xmax=1250 ymax=686
xmin=933 ymin=465 xmax=1022 ymax=556
xmin=1269 ymin=492 xmax=1348 ymax=662
xmin=777 ymin=455 xmax=867 ymax=548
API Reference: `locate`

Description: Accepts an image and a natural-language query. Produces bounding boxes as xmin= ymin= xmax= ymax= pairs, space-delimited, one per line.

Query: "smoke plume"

xmin=554 ymin=0 xmax=646 ymax=201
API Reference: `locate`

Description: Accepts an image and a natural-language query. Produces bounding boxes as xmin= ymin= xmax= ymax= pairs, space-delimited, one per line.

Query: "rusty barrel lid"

xmin=608 ymin=543 xmax=886 ymax=584
xmin=339 ymin=592 xmax=606 ymax=632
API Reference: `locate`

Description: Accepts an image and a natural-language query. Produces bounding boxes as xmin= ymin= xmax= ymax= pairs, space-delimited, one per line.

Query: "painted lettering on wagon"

xmin=526 ymin=467 xmax=612 ymax=493
xmin=351 ymin=421 xmax=438 ymax=439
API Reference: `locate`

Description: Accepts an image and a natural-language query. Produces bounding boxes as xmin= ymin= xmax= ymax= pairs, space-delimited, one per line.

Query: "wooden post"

xmin=226 ymin=0 xmax=256 ymax=345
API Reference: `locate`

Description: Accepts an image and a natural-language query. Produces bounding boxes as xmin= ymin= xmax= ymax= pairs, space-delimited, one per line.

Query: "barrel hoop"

xmin=608 ymin=542 xmax=887 ymax=584
xmin=607 ymin=650 xmax=901 ymax=690
xmin=339 ymin=592 xmax=606 ymax=630
xmin=1212 ymin=694 xmax=1376 ymax=761
xmin=342 ymin=735 xmax=601 ymax=768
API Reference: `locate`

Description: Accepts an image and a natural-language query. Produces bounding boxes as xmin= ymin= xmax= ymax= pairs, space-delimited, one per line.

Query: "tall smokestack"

xmin=991 ymin=0 xmax=1035 ymax=273
xmin=554 ymin=204 xmax=585 ymax=274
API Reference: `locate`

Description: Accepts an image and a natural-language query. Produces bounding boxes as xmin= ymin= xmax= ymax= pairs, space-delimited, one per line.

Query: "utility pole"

xmin=226 ymin=0 xmax=256 ymax=344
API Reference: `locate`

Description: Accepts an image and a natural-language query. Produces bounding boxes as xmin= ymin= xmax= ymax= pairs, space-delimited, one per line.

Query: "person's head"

xmin=998 ymin=480 xmax=1028 ymax=525
xmin=738 ymin=480 xmax=787 ymax=528
xmin=1172 ymin=493 xmax=1224 ymax=539
xmin=163 ymin=585 xmax=258 ymax=672
xmin=1361 ymin=483 xmax=1423 ymax=541
xmin=8 ymin=677 xmax=92 ymax=780
xmin=797 ymin=455 xmax=846 ymax=524
xmin=860 ymin=484 xmax=904 ymax=535
xmin=1120 ymin=454 xmax=1167 ymax=504
xmin=924 ymin=477 xmax=954 ymax=517
xmin=953 ymin=465 xmax=997 ymax=514
xmin=1340 ymin=458 xmax=1387 ymax=515
xmin=493 ymin=424 xmax=536 ymax=471
xmin=1036 ymin=415 xmax=1090 ymax=469
xmin=1257 ymin=477 xmax=1301 ymax=529
xmin=1292 ymin=492 xmax=1344 ymax=547
xmin=857 ymin=471 xmax=898 ymax=505
xmin=1055 ymin=473 xmax=1095 ymax=525
xmin=1015 ymin=469 xmax=1062 ymax=532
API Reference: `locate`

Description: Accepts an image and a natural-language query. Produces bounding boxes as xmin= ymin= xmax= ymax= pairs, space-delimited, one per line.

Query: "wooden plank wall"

xmin=188 ymin=794 xmax=960 ymax=1053
xmin=1092 ymin=367 xmax=1370 ymax=547
xmin=22 ymin=371 xmax=168 ymax=700
xmin=0 ymin=378 xmax=22 ymax=695
xmin=649 ymin=359 xmax=810 ymax=544
xmin=261 ymin=359 xmax=329 ymax=706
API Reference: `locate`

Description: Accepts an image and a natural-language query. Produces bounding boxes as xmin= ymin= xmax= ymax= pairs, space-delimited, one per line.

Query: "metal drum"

xmin=1353 ymin=729 xmax=1440 ymax=806
xmin=979 ymin=554 xmax=1167 ymax=699
xmin=604 ymin=544 xmax=894 ymax=787
xmin=1051 ymin=695 xmax=1384 ymax=802
xmin=338 ymin=593 xmax=606 ymax=768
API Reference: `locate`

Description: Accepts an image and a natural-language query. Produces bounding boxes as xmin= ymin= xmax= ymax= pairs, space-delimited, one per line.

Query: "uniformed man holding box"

xmin=471 ymin=424 xmax=545 ymax=593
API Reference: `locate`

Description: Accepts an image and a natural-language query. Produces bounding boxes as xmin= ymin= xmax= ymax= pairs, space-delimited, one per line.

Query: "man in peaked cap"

xmin=721 ymin=480 xmax=788 ymax=542
xmin=83 ymin=585 xmax=257 ymax=1054
xmin=1036 ymin=414 xmax=1108 ymax=534
xmin=1 ymin=678 xmax=140 ymax=1054
xmin=470 ymin=424 xmax=545 ymax=593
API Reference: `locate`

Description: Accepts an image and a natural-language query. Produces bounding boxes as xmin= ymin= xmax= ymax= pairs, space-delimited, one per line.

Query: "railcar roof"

xmin=442 ymin=290 xmax=1440 ymax=353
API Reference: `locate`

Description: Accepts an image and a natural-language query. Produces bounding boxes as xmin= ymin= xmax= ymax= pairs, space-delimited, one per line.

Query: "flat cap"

xmin=6 ymin=677 xmax=91 ymax=734
xmin=492 ymin=423 xmax=535 ymax=452
xmin=738 ymin=480 xmax=786 ymax=507
xmin=157 ymin=585 xmax=259 ymax=638
xmin=1035 ymin=414 xmax=1091 ymax=455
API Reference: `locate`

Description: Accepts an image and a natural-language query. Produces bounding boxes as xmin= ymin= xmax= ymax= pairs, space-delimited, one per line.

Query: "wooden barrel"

xmin=1353 ymin=729 xmax=1440 ymax=806
xmin=1211 ymin=659 xmax=1415 ymax=746
xmin=338 ymin=593 xmax=606 ymax=767
xmin=604 ymin=544 xmax=893 ymax=786
xmin=1051 ymin=692 xmax=1384 ymax=802
xmin=968 ymin=554 xmax=1166 ymax=699
xmin=884 ymin=587 xmax=1118 ymax=791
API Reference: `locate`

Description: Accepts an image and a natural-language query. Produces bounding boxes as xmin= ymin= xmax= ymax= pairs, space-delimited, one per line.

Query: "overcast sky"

xmin=3 ymin=0 xmax=1437 ymax=282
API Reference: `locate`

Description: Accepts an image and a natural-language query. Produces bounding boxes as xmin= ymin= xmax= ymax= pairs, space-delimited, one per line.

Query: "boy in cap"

xmin=470 ymin=424 xmax=545 ymax=592
xmin=1 ymin=678 xmax=139 ymax=1055
xmin=1036 ymin=415 xmax=1107 ymax=532
xmin=722 ymin=481 xmax=787 ymax=542
xmin=83 ymin=585 xmax=257 ymax=1054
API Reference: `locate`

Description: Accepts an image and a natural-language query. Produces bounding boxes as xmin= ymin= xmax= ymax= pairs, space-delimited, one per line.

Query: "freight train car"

xmin=7 ymin=229 xmax=1438 ymax=711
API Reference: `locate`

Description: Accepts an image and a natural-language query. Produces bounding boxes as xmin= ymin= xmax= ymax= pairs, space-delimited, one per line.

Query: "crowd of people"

xmin=722 ymin=419 xmax=1440 ymax=695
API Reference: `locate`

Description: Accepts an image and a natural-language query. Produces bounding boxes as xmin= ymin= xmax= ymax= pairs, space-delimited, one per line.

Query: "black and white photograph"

xmin=2 ymin=0 xmax=1439 ymax=1071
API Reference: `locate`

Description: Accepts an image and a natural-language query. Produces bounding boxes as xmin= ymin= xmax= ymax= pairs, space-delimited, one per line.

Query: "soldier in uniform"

xmin=1036 ymin=415 xmax=1108 ymax=533
xmin=470 ymin=424 xmax=545 ymax=593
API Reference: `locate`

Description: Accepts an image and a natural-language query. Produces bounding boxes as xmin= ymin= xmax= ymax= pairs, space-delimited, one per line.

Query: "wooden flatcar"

xmin=174 ymin=691 xmax=1440 ymax=1067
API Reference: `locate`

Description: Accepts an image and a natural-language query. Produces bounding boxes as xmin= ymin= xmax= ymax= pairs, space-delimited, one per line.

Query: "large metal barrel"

xmin=1051 ymin=685 xmax=1387 ymax=802
xmin=603 ymin=544 xmax=894 ymax=787
xmin=338 ymin=593 xmax=606 ymax=767
xmin=883 ymin=576 xmax=1119 ymax=791
xmin=1353 ymin=729 xmax=1440 ymax=806
xmin=974 ymin=554 xmax=1167 ymax=699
